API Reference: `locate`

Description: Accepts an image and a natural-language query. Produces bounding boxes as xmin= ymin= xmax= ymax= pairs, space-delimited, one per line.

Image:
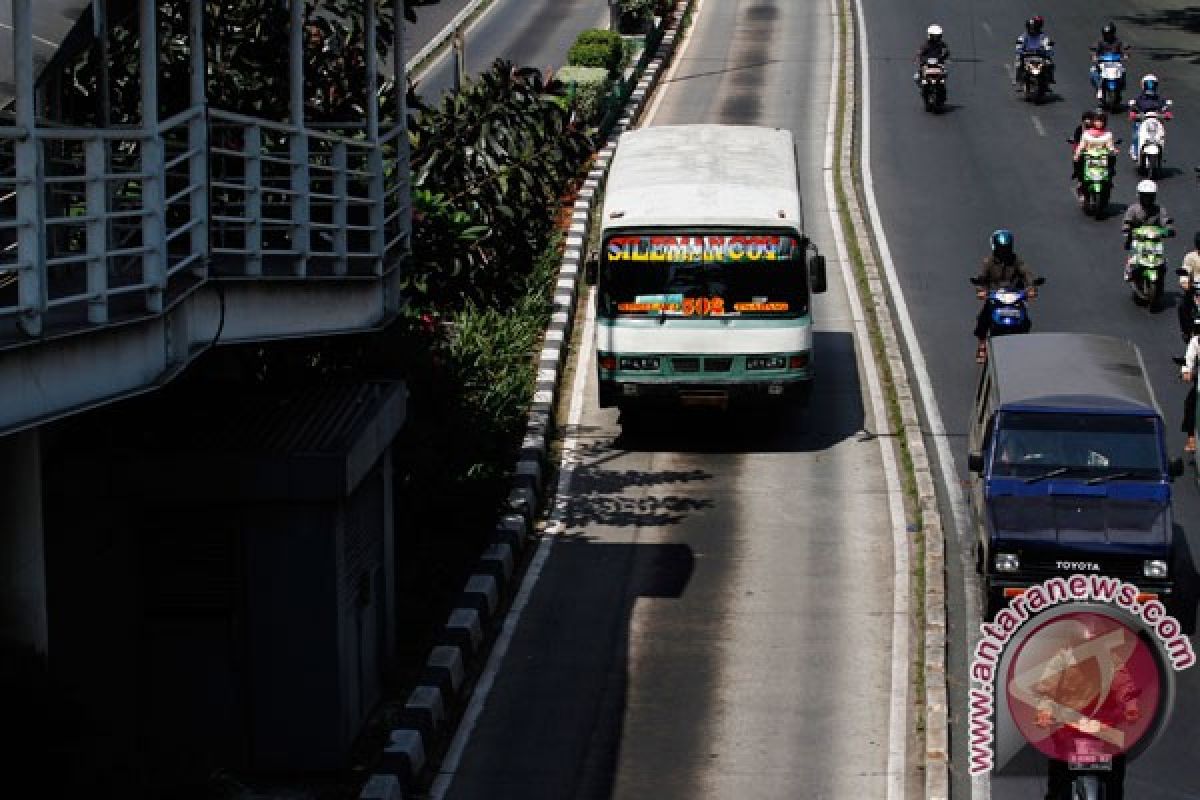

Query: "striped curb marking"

xmin=371 ymin=3 xmax=696 ymax=794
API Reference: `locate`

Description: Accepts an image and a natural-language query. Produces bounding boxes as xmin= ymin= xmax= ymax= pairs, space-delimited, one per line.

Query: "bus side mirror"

xmin=809 ymin=254 xmax=827 ymax=294
xmin=968 ymin=452 xmax=985 ymax=473
xmin=585 ymin=251 xmax=598 ymax=286
xmin=1169 ymin=457 xmax=1185 ymax=478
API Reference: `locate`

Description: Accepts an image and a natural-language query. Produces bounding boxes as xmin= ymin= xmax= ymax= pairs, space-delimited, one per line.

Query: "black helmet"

xmin=991 ymin=229 xmax=1014 ymax=259
xmin=1026 ymin=16 xmax=1044 ymax=35
xmin=1102 ymin=22 xmax=1117 ymax=42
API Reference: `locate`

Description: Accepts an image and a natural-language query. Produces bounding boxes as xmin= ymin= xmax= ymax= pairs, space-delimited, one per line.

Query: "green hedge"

xmin=567 ymin=29 xmax=624 ymax=75
xmin=555 ymin=65 xmax=613 ymax=125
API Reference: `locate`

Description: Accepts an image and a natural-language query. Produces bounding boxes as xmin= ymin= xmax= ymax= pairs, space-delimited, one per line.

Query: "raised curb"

xmin=836 ymin=1 xmax=948 ymax=798
xmin=371 ymin=2 xmax=696 ymax=793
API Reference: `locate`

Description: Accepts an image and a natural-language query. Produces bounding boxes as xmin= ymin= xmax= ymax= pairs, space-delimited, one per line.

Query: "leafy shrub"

xmin=617 ymin=0 xmax=655 ymax=33
xmin=555 ymin=66 xmax=613 ymax=125
xmin=621 ymin=0 xmax=657 ymax=14
xmin=576 ymin=28 xmax=624 ymax=50
xmin=406 ymin=60 xmax=593 ymax=309
xmin=567 ymin=41 xmax=620 ymax=75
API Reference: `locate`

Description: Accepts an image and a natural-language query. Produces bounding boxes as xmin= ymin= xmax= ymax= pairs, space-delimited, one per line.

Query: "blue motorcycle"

xmin=971 ymin=277 xmax=1046 ymax=362
xmin=1092 ymin=52 xmax=1127 ymax=110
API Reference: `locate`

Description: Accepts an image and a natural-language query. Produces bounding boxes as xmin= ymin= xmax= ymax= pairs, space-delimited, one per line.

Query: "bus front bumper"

xmin=599 ymin=378 xmax=812 ymax=409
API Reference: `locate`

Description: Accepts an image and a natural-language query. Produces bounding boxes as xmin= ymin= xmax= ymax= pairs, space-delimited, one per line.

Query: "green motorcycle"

xmin=1078 ymin=150 xmax=1114 ymax=218
xmin=1128 ymin=224 xmax=1173 ymax=309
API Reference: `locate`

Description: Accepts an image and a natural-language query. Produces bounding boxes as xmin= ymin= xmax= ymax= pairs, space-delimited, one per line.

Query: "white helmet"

xmin=927 ymin=24 xmax=943 ymax=38
xmin=1137 ymin=179 xmax=1157 ymax=194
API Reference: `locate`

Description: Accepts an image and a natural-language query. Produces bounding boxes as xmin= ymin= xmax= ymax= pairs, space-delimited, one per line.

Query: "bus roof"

xmin=601 ymin=125 xmax=801 ymax=230
xmin=990 ymin=333 xmax=1161 ymax=416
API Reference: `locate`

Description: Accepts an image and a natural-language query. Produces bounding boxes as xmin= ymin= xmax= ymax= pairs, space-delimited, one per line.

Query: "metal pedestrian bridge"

xmin=0 ymin=0 xmax=412 ymax=436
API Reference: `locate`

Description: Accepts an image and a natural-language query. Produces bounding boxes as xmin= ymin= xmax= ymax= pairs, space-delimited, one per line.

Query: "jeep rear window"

xmin=991 ymin=412 xmax=1162 ymax=477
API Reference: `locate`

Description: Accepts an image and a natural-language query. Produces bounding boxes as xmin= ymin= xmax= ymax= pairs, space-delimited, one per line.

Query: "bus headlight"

xmin=995 ymin=553 xmax=1020 ymax=573
xmin=746 ymin=355 xmax=786 ymax=370
xmin=619 ymin=356 xmax=661 ymax=371
xmin=1144 ymin=560 xmax=1168 ymax=579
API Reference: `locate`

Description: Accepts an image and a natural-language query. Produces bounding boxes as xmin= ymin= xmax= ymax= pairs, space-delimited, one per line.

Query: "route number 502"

xmin=682 ymin=297 xmax=725 ymax=316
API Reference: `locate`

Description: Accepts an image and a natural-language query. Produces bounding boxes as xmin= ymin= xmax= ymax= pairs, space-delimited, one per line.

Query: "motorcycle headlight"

xmin=1143 ymin=559 xmax=1168 ymax=579
xmin=995 ymin=553 xmax=1020 ymax=573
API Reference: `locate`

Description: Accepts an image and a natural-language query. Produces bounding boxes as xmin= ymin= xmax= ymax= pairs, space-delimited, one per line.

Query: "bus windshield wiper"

xmin=1025 ymin=467 xmax=1070 ymax=484
xmin=1085 ymin=471 xmax=1135 ymax=485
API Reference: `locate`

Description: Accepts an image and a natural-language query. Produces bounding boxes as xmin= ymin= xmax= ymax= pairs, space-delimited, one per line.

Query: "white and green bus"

xmin=587 ymin=124 xmax=827 ymax=410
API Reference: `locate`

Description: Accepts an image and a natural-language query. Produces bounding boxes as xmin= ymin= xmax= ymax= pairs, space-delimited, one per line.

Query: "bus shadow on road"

xmin=612 ymin=331 xmax=866 ymax=454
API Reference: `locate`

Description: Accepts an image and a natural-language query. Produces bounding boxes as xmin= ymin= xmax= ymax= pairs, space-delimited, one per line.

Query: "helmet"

xmin=927 ymin=24 xmax=943 ymax=39
xmin=1137 ymin=179 xmax=1157 ymax=194
xmin=1142 ymin=74 xmax=1159 ymax=94
xmin=991 ymin=229 xmax=1014 ymax=258
xmin=1026 ymin=16 xmax=1044 ymax=35
xmin=1102 ymin=22 xmax=1117 ymax=41
xmin=1091 ymin=109 xmax=1108 ymax=127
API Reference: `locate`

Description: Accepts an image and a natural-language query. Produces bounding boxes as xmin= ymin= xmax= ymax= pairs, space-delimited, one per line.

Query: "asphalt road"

xmin=436 ymin=1 xmax=911 ymax=798
xmin=860 ymin=1 xmax=1200 ymax=798
xmin=411 ymin=0 xmax=611 ymax=104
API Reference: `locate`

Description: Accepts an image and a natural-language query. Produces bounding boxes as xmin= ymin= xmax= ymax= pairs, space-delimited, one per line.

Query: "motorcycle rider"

xmin=1013 ymin=16 xmax=1055 ymax=90
xmin=1073 ymin=110 xmax=1117 ymax=196
xmin=1122 ymin=179 xmax=1173 ymax=280
xmin=1128 ymin=74 xmax=1173 ymax=159
xmin=1177 ymin=232 xmax=1200 ymax=341
xmin=1069 ymin=109 xmax=1096 ymax=181
xmin=1091 ymin=21 xmax=1129 ymax=99
xmin=914 ymin=24 xmax=950 ymax=83
xmin=1035 ymin=618 xmax=1137 ymax=800
xmin=1182 ymin=313 xmax=1200 ymax=452
xmin=973 ymin=229 xmax=1038 ymax=363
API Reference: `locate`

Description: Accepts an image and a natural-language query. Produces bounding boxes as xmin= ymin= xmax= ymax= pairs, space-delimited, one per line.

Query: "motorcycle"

xmin=1047 ymin=728 xmax=1122 ymax=800
xmin=1128 ymin=224 xmax=1173 ymax=309
xmin=1130 ymin=102 xmax=1172 ymax=178
xmin=918 ymin=57 xmax=947 ymax=112
xmin=1093 ymin=52 xmax=1127 ymax=111
xmin=1019 ymin=52 xmax=1052 ymax=102
xmin=971 ymin=276 xmax=1045 ymax=362
xmin=1077 ymin=148 xmax=1116 ymax=218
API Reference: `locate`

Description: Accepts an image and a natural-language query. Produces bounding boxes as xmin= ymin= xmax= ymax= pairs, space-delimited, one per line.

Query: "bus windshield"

xmin=599 ymin=232 xmax=809 ymax=319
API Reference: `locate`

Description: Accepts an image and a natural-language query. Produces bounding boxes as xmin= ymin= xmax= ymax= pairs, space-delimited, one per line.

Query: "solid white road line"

xmin=824 ymin=1 xmax=910 ymax=798
xmin=852 ymin=0 xmax=989 ymax=798
xmin=428 ymin=288 xmax=599 ymax=799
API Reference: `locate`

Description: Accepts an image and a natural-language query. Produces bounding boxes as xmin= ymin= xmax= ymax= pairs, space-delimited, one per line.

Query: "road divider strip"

xmin=835 ymin=1 xmax=950 ymax=797
xmin=360 ymin=3 xmax=696 ymax=797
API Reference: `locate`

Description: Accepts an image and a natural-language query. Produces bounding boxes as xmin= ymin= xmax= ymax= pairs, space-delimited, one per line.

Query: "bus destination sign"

xmin=606 ymin=235 xmax=797 ymax=263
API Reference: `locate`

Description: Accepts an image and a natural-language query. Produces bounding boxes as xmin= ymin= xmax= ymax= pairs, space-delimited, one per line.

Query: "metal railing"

xmin=0 ymin=103 xmax=408 ymax=341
